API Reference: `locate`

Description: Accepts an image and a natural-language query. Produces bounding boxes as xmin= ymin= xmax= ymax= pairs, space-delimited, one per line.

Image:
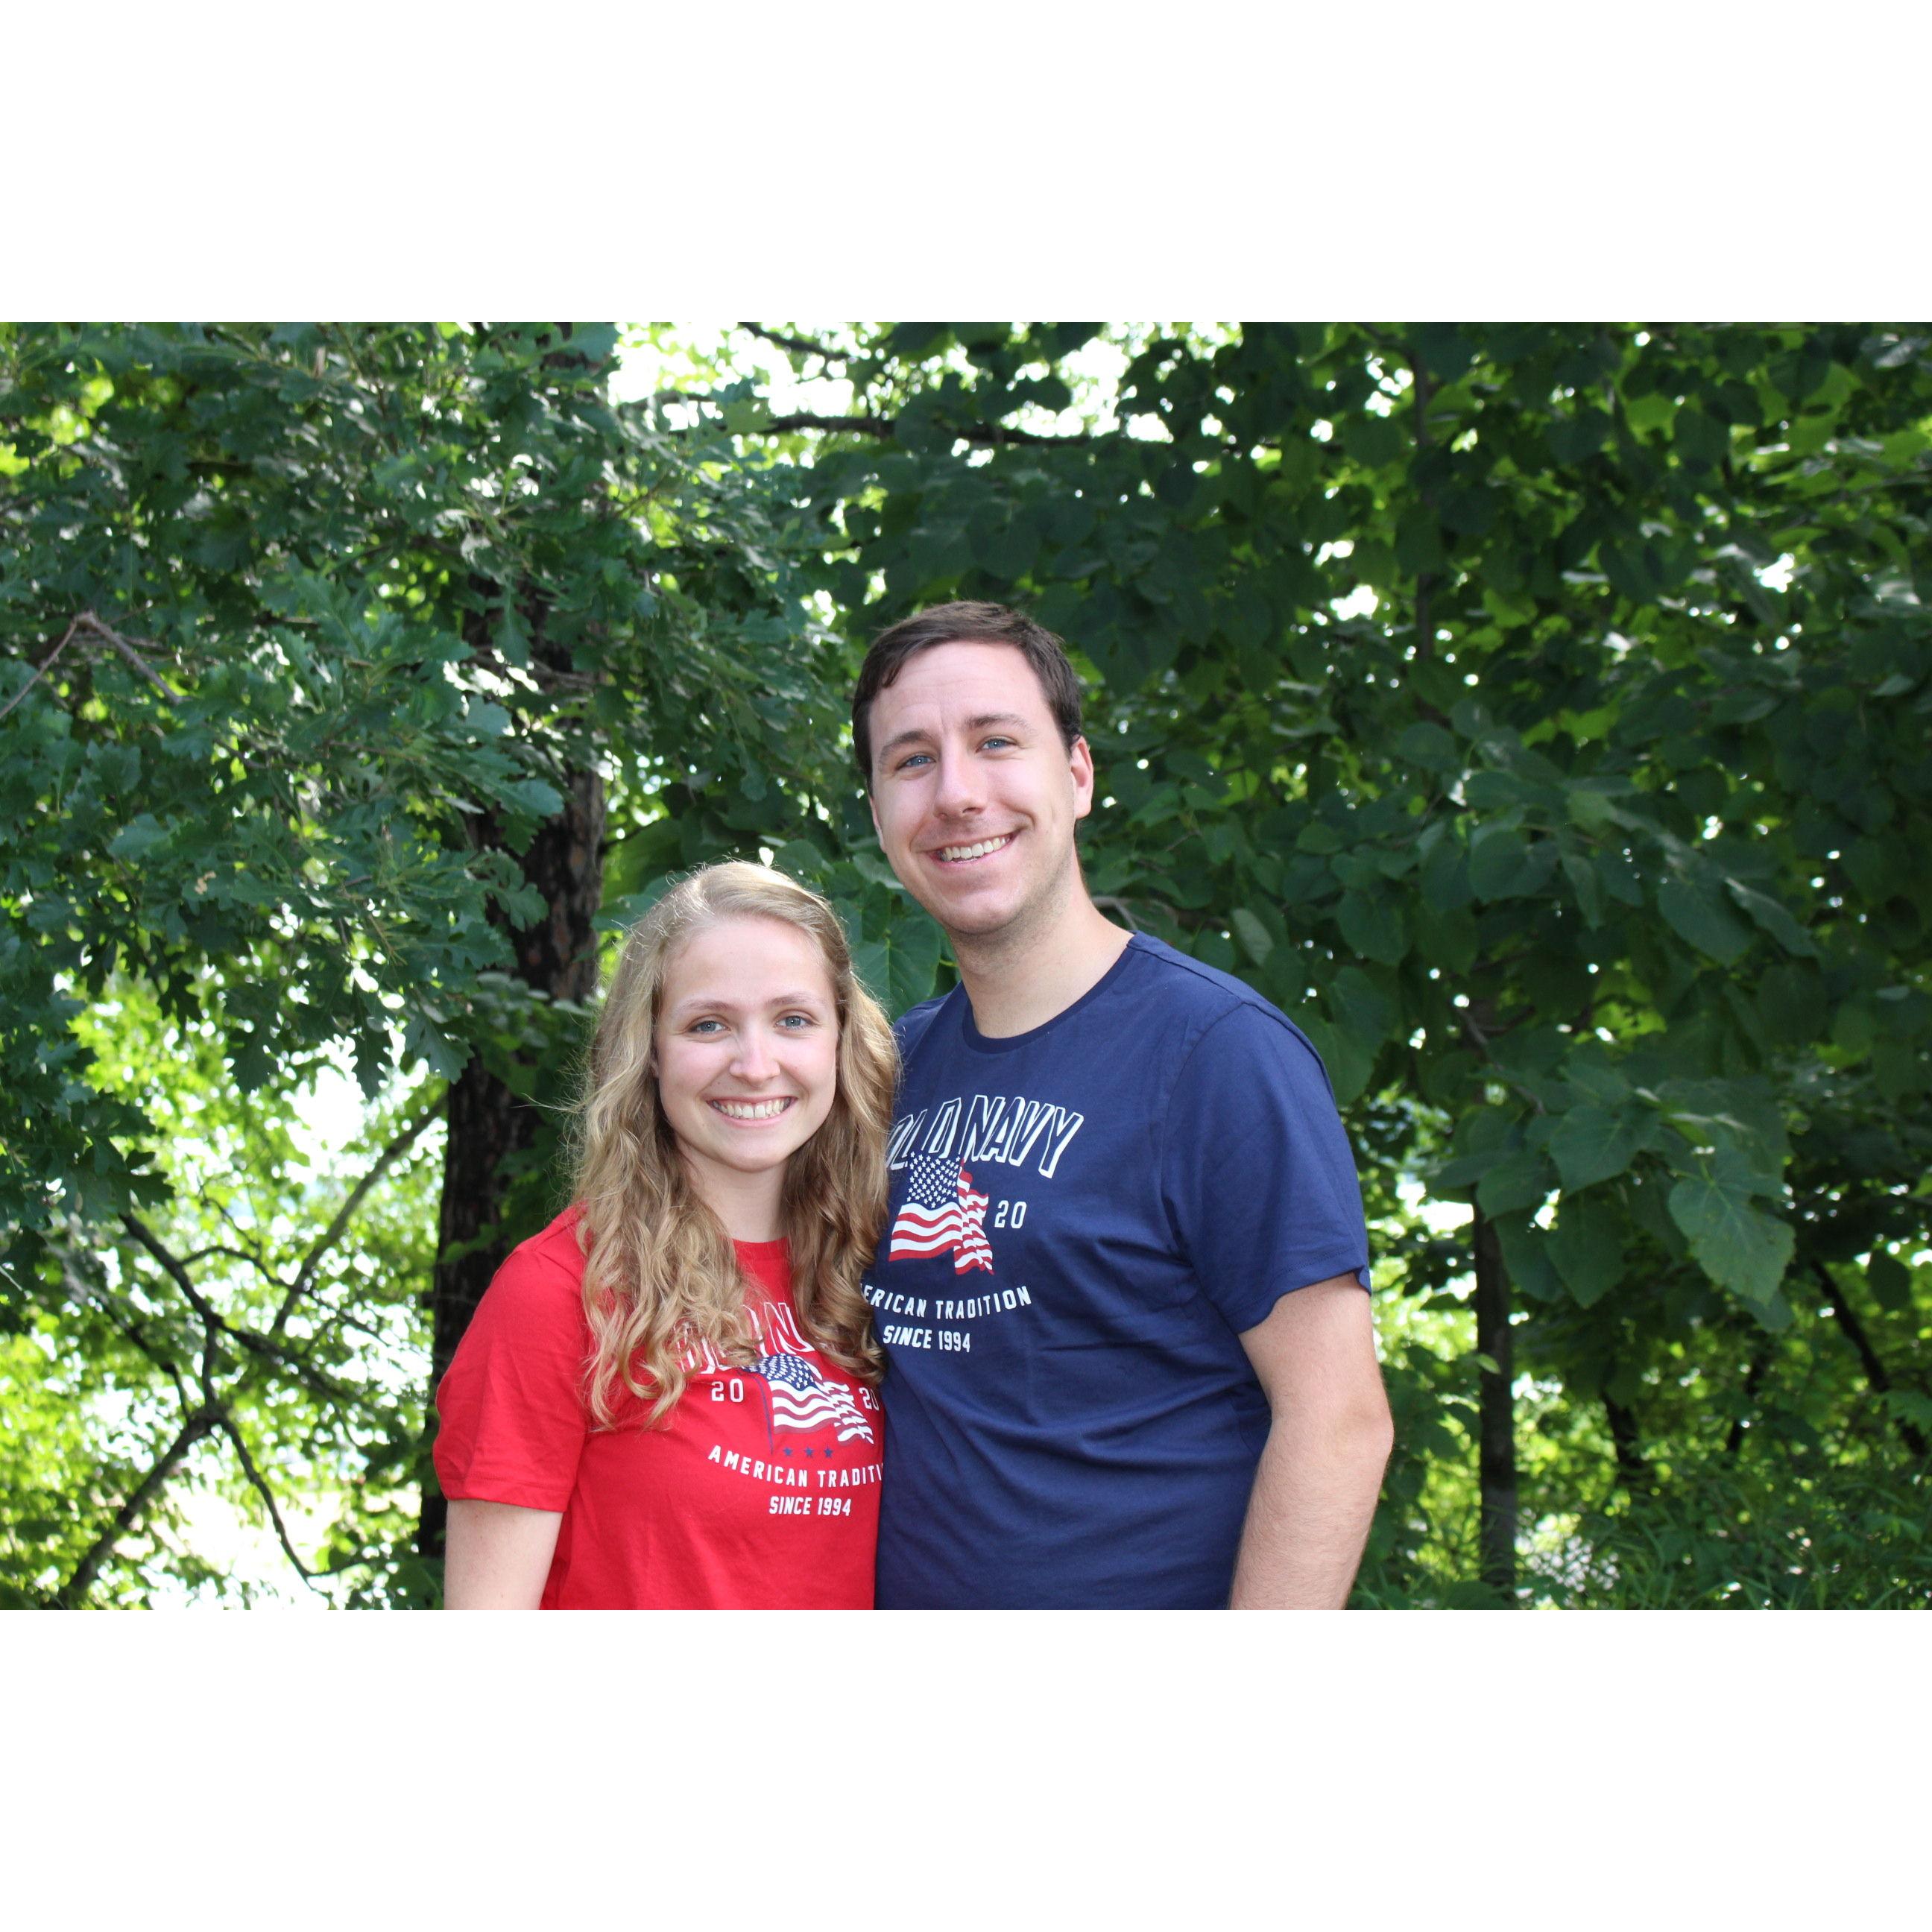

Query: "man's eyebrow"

xmin=875 ymin=724 xmax=934 ymax=763
xmin=877 ymin=711 xmax=1032 ymax=761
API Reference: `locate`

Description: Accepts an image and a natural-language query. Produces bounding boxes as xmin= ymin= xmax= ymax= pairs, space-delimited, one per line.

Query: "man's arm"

xmin=443 ymin=1498 xmax=564 ymax=1610
xmin=1230 ymin=1276 xmax=1394 ymax=1609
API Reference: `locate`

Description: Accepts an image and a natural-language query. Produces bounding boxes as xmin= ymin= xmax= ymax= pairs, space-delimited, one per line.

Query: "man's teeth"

xmin=938 ymin=835 xmax=1013 ymax=862
xmin=711 ymin=1099 xmax=792 ymax=1120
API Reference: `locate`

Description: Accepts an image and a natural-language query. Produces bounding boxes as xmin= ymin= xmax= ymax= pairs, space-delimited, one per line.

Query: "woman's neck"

xmin=684 ymin=1156 xmax=787 ymax=1243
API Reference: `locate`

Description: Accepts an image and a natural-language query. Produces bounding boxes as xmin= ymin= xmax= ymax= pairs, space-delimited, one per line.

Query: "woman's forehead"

xmin=661 ymin=915 xmax=833 ymax=1008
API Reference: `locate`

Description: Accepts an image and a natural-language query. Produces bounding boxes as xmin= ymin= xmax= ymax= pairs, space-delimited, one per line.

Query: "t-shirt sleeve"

xmin=1160 ymin=1003 xmax=1372 ymax=1335
xmin=432 ymin=1239 xmax=590 ymax=1512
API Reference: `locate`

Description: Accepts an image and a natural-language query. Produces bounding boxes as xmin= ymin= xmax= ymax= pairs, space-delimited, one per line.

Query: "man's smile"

xmin=932 ymin=833 xmax=1015 ymax=864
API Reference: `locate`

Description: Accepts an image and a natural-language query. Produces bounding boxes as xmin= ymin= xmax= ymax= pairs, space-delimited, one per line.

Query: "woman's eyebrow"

xmin=668 ymin=989 xmax=828 ymax=1017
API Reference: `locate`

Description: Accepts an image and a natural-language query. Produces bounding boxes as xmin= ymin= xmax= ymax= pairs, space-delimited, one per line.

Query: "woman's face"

xmin=654 ymin=914 xmax=840 ymax=1211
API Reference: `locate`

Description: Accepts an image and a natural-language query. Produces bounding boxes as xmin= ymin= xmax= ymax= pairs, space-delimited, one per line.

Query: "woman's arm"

xmin=443 ymin=1499 xmax=565 ymax=1609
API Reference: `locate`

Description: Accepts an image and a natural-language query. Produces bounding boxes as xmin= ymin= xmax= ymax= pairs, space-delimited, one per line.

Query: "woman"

xmin=435 ymin=862 xmax=897 ymax=1609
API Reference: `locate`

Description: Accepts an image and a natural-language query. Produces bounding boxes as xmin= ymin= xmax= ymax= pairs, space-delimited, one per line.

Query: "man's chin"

xmin=928 ymin=894 xmax=1044 ymax=955
xmin=905 ymin=880 xmax=1011 ymax=938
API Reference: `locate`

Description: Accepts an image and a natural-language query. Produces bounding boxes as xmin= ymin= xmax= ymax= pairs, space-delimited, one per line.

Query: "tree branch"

xmin=758 ymin=410 xmax=1087 ymax=450
xmin=119 ymin=1210 xmax=365 ymax=1409
xmin=178 ymin=1242 xmax=278 ymax=1280
xmin=0 ymin=611 xmax=181 ymax=724
xmin=78 ymin=613 xmax=180 ymax=701
xmin=120 ymin=1210 xmax=222 ymax=1394
xmin=54 ymin=1408 xmax=218 ymax=1607
xmin=62 ymin=1249 xmax=192 ymax=1412
xmin=215 ymin=1411 xmax=322 ymax=1590
xmin=739 ymin=322 xmax=847 ymax=366
xmin=274 ymin=1093 xmax=443 ymax=1335
xmin=0 ymin=613 xmax=86 ymax=723
xmin=1409 ymin=346 xmax=1439 ymax=660
xmin=1457 ymin=997 xmax=1546 ymax=1112
xmin=1811 ymin=1257 xmax=1928 ymax=1457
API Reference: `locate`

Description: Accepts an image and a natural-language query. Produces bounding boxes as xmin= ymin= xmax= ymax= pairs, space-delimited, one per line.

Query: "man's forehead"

xmin=880 ymin=637 xmax=1052 ymax=712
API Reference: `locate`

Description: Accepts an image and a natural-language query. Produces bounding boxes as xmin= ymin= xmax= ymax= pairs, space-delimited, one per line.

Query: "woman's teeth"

xmin=710 ymin=1098 xmax=793 ymax=1120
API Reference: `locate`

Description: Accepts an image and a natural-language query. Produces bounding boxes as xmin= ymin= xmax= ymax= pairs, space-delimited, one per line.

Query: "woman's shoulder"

xmin=443 ymin=1208 xmax=592 ymax=1377
xmin=487 ymin=1206 xmax=590 ymax=1309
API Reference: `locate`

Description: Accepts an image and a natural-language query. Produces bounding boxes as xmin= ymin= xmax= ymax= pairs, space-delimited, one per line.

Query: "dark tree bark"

xmin=1603 ymin=1394 xmax=1648 ymax=1487
xmin=417 ymin=323 xmax=617 ymax=1568
xmin=416 ymin=569 xmax=607 ymax=1565
xmin=1724 ymin=1336 xmax=1775 ymax=1456
xmin=417 ymin=765 xmax=604 ymax=1562
xmin=1473 ymin=1206 xmax=1517 ymax=1602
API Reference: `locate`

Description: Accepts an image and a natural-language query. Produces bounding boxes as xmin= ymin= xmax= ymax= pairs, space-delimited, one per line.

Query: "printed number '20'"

xmin=992 ymin=1199 xmax=1027 ymax=1229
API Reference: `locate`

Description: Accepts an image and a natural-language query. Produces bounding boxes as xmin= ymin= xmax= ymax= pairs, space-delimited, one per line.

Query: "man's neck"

xmin=952 ymin=891 xmax=1132 ymax=1040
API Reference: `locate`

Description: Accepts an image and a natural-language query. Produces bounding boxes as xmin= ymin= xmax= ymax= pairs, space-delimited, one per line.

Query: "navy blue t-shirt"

xmin=869 ymin=933 xmax=1371 ymax=1609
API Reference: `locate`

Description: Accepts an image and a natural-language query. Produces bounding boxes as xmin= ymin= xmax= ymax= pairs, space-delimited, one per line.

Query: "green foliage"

xmin=1 ymin=978 xmax=444 ymax=1605
xmin=1532 ymin=1458 xmax=1931 ymax=1609
xmin=729 ymin=318 xmax=1932 ymax=1606
xmin=1 ymin=321 xmax=929 ymax=1603
xmin=9 ymin=318 xmax=1929 ymax=1605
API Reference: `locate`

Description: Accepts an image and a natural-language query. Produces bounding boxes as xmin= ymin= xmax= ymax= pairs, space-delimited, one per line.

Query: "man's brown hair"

xmin=850 ymin=600 xmax=1085 ymax=787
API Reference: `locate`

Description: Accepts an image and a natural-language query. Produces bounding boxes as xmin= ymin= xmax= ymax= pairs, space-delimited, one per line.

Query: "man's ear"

xmin=1069 ymin=735 xmax=1096 ymax=822
xmin=869 ymin=789 xmax=883 ymax=843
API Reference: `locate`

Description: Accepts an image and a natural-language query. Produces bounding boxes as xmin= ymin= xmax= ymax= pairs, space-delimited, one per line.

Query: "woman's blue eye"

xmin=689 ymin=1019 xmax=724 ymax=1034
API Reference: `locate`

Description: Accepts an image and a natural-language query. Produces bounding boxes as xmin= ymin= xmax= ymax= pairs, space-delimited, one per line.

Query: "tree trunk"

xmin=1473 ymin=1207 xmax=1517 ymax=1602
xmin=1724 ymin=1336 xmax=1775 ymax=1456
xmin=1603 ymin=1394 xmax=1647 ymax=1488
xmin=417 ymin=759 xmax=606 ymax=1562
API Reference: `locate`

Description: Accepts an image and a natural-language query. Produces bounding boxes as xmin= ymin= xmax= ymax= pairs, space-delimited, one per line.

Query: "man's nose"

xmin=931 ymin=748 xmax=985 ymax=818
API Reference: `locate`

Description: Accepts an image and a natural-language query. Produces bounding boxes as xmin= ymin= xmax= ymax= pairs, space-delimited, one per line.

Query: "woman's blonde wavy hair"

xmin=571 ymin=861 xmax=897 ymax=1429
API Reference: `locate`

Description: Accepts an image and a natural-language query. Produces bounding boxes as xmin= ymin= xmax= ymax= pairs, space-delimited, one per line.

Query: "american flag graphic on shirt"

xmin=745 ymin=1353 xmax=875 ymax=1442
xmin=887 ymin=1154 xmax=995 ymax=1275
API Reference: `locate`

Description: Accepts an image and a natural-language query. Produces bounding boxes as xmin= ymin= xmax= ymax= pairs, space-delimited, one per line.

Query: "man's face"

xmin=866 ymin=640 xmax=1094 ymax=947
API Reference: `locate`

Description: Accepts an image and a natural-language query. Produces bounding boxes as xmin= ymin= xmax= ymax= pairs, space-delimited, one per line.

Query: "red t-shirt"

xmin=434 ymin=1208 xmax=883 ymax=1609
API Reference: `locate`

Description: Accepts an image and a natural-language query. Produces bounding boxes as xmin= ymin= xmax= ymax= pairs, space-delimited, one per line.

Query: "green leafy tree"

xmin=724 ymin=319 xmax=1932 ymax=1605
xmin=1 ymin=322 xmax=934 ymax=1602
xmin=10 ymin=318 xmax=1927 ymax=1608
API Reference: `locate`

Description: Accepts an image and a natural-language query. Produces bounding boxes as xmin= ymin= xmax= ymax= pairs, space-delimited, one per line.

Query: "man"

xmin=853 ymin=599 xmax=1393 ymax=1609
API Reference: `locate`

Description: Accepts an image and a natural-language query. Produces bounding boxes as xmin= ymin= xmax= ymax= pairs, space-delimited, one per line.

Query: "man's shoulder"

xmin=1123 ymin=936 xmax=1332 ymax=1082
xmin=1125 ymin=934 xmax=1295 ymax=1028
xmin=892 ymin=988 xmax=958 ymax=1059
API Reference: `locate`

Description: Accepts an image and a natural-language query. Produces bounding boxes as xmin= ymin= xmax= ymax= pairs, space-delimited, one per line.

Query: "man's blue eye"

xmin=897 ymin=751 xmax=933 ymax=770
